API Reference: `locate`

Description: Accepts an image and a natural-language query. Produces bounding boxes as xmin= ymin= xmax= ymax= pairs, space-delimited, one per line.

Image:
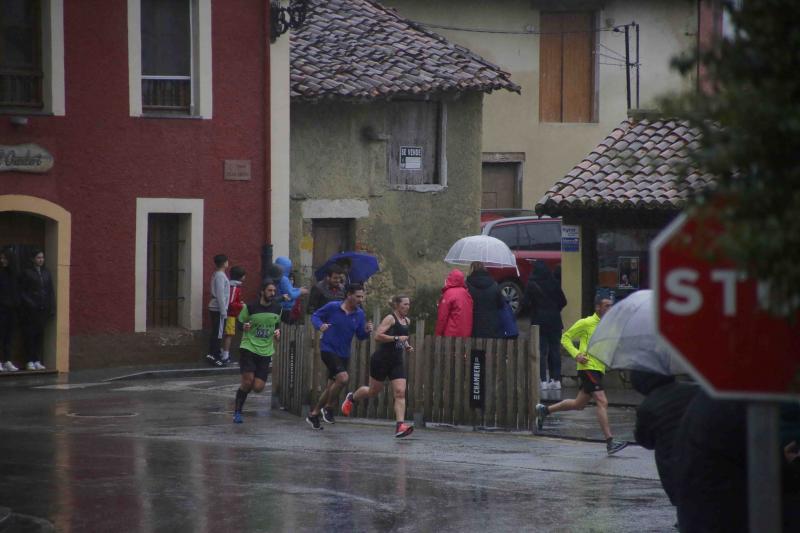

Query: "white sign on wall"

xmin=399 ymin=146 xmax=422 ymax=170
xmin=0 ymin=143 xmax=54 ymax=173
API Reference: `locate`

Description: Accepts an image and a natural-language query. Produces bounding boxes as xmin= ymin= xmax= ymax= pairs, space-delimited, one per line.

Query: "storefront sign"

xmin=399 ymin=146 xmax=422 ymax=170
xmin=0 ymin=144 xmax=53 ymax=173
xmin=561 ymin=225 xmax=580 ymax=252
xmin=470 ymin=349 xmax=486 ymax=409
xmin=224 ymin=159 xmax=251 ymax=181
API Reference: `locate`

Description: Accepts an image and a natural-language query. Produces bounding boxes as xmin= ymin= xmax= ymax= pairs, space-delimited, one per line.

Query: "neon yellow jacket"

xmin=560 ymin=313 xmax=606 ymax=373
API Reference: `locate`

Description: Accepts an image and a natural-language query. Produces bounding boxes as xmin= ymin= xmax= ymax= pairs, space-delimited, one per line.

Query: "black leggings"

xmin=0 ymin=307 xmax=14 ymax=360
xmin=23 ymin=309 xmax=49 ymax=363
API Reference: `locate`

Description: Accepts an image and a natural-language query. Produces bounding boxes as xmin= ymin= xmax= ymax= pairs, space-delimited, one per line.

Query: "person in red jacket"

xmin=435 ymin=269 xmax=473 ymax=337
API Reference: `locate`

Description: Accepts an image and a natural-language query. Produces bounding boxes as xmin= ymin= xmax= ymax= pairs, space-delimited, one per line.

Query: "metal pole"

xmin=635 ymin=23 xmax=640 ymax=108
xmin=747 ymin=402 xmax=782 ymax=533
xmin=624 ymin=24 xmax=631 ymax=110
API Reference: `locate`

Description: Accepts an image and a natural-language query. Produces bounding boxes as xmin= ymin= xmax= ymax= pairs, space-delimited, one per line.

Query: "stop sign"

xmin=652 ymin=213 xmax=799 ymax=400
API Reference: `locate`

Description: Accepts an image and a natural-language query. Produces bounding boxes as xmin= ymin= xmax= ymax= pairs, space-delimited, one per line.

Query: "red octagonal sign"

xmin=652 ymin=213 xmax=799 ymax=401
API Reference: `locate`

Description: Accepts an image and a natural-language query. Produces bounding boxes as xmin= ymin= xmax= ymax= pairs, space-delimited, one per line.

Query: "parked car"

xmin=480 ymin=216 xmax=562 ymax=315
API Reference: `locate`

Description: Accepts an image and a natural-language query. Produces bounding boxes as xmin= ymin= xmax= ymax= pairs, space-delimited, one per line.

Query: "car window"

xmin=520 ymin=222 xmax=561 ymax=251
xmin=489 ymin=224 xmax=518 ymax=249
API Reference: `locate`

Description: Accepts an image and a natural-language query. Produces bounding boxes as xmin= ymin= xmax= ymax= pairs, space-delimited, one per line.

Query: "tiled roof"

xmin=536 ymin=118 xmax=716 ymax=215
xmin=290 ymin=0 xmax=519 ymax=101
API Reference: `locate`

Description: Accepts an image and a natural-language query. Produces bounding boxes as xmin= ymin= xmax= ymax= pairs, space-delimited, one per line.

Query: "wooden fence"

xmin=273 ymin=319 xmax=541 ymax=431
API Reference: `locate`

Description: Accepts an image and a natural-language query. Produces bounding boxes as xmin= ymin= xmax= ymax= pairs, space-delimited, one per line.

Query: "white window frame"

xmin=135 ymin=198 xmax=204 ymax=332
xmin=127 ymin=0 xmax=212 ymax=118
xmin=0 ymin=0 xmax=65 ymax=115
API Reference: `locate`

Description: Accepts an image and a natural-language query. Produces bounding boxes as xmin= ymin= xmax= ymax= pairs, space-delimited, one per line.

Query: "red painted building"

xmin=0 ymin=0 xmax=272 ymax=370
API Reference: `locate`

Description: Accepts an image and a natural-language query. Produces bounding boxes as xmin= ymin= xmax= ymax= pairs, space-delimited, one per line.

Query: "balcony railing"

xmin=0 ymin=69 xmax=43 ymax=109
xmin=142 ymin=75 xmax=191 ymax=114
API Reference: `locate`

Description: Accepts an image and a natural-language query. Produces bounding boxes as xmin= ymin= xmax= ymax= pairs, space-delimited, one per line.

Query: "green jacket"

xmin=560 ymin=313 xmax=606 ymax=373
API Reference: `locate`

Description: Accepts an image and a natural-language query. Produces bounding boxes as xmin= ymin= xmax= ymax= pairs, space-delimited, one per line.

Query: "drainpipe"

xmin=262 ymin=0 xmax=273 ymax=281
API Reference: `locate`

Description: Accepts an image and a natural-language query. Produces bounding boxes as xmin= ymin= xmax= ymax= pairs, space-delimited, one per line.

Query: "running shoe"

xmin=205 ymin=354 xmax=219 ymax=366
xmin=306 ymin=414 xmax=323 ymax=430
xmin=26 ymin=362 xmax=36 ymax=371
xmin=3 ymin=361 xmax=18 ymax=372
xmin=535 ymin=403 xmax=549 ymax=430
xmin=606 ymin=439 xmax=629 ymax=456
xmin=540 ymin=380 xmax=551 ymax=391
xmin=34 ymin=361 xmax=46 ymax=370
xmin=321 ymin=407 xmax=335 ymax=424
xmin=395 ymin=422 xmax=414 ymax=438
xmin=341 ymin=392 xmax=355 ymax=416
xmin=233 ymin=411 xmax=243 ymax=424
xmin=549 ymin=380 xmax=561 ymax=390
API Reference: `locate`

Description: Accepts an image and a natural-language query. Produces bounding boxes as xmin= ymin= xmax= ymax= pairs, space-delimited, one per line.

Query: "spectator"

xmin=0 ymin=249 xmax=19 ymax=372
xmin=206 ymin=253 xmax=230 ymax=367
xmin=18 ymin=248 xmax=54 ymax=371
xmin=465 ymin=261 xmax=503 ymax=339
xmin=274 ymin=256 xmax=308 ymax=324
xmin=308 ymin=264 xmax=345 ymax=314
xmin=435 ymin=269 xmax=473 ymax=337
xmin=524 ymin=261 xmax=567 ymax=390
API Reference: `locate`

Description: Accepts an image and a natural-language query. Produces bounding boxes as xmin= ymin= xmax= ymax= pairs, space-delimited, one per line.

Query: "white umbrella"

xmin=444 ymin=235 xmax=518 ymax=272
xmin=588 ymin=289 xmax=686 ymax=375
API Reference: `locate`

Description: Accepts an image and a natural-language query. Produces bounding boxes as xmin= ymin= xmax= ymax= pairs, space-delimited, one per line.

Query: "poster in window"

xmin=617 ymin=256 xmax=640 ymax=289
xmin=399 ymin=146 xmax=422 ymax=170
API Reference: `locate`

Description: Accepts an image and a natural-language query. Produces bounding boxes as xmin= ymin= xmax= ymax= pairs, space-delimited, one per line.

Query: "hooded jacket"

xmin=307 ymin=278 xmax=344 ymax=314
xmin=19 ymin=265 xmax=54 ymax=314
xmin=275 ymin=256 xmax=302 ymax=311
xmin=466 ymin=269 xmax=503 ymax=338
xmin=435 ymin=269 xmax=473 ymax=337
xmin=524 ymin=261 xmax=567 ymax=331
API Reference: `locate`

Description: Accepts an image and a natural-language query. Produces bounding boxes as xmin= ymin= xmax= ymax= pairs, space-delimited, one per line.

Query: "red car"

xmin=480 ymin=216 xmax=562 ymax=315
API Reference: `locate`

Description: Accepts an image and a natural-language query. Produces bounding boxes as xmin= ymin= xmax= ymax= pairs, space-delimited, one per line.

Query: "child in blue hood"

xmin=274 ymin=256 xmax=308 ymax=323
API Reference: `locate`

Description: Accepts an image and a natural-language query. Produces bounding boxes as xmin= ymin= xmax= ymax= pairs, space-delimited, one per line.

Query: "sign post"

xmin=652 ymin=212 xmax=798 ymax=533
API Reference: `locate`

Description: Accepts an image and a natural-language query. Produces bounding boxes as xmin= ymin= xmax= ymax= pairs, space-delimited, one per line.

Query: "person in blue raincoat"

xmin=274 ymin=257 xmax=308 ymax=324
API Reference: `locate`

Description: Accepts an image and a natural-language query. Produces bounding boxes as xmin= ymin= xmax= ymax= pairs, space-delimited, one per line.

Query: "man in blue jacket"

xmin=307 ymin=283 xmax=373 ymax=430
xmin=274 ymin=256 xmax=308 ymax=323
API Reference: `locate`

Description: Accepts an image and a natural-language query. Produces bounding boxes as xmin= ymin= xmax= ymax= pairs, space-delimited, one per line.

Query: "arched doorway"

xmin=0 ymin=195 xmax=71 ymax=372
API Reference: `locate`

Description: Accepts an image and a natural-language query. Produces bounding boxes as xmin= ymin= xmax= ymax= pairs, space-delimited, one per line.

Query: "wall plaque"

xmin=0 ymin=144 xmax=54 ymax=173
xmin=224 ymin=159 xmax=251 ymax=181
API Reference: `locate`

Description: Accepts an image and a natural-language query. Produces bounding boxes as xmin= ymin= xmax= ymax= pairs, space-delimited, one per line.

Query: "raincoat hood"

xmin=275 ymin=256 xmax=292 ymax=275
xmin=529 ymin=260 xmax=553 ymax=283
xmin=443 ymin=269 xmax=466 ymax=292
xmin=466 ymin=269 xmax=495 ymax=289
xmin=630 ymin=370 xmax=675 ymax=395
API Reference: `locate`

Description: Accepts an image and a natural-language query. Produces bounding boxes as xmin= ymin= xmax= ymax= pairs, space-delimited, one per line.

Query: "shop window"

xmin=146 ymin=214 xmax=186 ymax=328
xmin=539 ymin=11 xmax=595 ymax=123
xmin=387 ymin=101 xmax=446 ymax=189
xmin=596 ymin=228 xmax=660 ymax=301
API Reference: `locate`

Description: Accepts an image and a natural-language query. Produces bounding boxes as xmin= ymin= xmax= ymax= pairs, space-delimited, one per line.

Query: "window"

xmin=539 ymin=12 xmax=595 ymax=123
xmin=520 ymin=221 xmax=561 ymax=251
xmin=387 ymin=101 xmax=445 ymax=188
xmin=490 ymin=224 xmax=519 ymax=250
xmin=128 ymin=0 xmax=212 ymax=118
xmin=596 ymin=228 xmax=660 ymax=301
xmin=147 ymin=214 xmax=186 ymax=327
xmin=0 ymin=0 xmax=63 ymax=114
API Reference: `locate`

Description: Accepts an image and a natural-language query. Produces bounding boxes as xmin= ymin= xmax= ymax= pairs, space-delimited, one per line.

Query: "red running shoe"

xmin=341 ymin=392 xmax=354 ymax=416
xmin=395 ymin=421 xmax=414 ymax=438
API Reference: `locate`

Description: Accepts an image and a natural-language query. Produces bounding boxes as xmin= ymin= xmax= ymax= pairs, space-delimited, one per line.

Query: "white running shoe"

xmin=34 ymin=361 xmax=46 ymax=370
xmin=26 ymin=362 xmax=37 ymax=371
xmin=0 ymin=363 xmax=5 ymax=372
xmin=549 ymin=379 xmax=561 ymax=390
xmin=4 ymin=361 xmax=19 ymax=372
xmin=540 ymin=380 xmax=551 ymax=390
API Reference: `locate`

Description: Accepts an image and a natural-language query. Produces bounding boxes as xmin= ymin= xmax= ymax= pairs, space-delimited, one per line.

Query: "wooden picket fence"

xmin=273 ymin=317 xmax=541 ymax=431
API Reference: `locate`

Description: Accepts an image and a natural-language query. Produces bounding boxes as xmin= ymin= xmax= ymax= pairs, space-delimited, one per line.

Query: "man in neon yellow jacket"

xmin=535 ymin=294 xmax=628 ymax=455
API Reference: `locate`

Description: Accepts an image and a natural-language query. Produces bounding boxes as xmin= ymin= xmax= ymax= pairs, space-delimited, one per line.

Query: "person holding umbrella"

xmin=535 ymin=292 xmax=629 ymax=455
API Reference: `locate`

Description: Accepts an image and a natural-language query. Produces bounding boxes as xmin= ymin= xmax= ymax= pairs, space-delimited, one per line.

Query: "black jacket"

xmin=466 ymin=269 xmax=503 ymax=338
xmin=19 ymin=266 xmax=54 ymax=314
xmin=0 ymin=267 xmax=18 ymax=309
xmin=307 ymin=279 xmax=344 ymax=314
xmin=524 ymin=262 xmax=566 ymax=330
xmin=632 ymin=372 xmax=699 ymax=506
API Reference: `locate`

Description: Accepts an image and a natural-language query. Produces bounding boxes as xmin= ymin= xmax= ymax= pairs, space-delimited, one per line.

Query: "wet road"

xmin=0 ymin=376 xmax=675 ymax=532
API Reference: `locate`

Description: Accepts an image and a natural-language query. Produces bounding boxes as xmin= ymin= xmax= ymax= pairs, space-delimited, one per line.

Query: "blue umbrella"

xmin=314 ymin=252 xmax=380 ymax=283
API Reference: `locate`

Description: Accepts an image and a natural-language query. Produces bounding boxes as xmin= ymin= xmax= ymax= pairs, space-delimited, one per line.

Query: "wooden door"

xmin=481 ymin=162 xmax=518 ymax=209
xmin=312 ymin=219 xmax=353 ymax=270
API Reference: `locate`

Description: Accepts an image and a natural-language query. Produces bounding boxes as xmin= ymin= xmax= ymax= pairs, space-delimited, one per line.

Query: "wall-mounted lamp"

xmin=10 ymin=116 xmax=29 ymax=127
xmin=271 ymin=0 xmax=308 ymax=43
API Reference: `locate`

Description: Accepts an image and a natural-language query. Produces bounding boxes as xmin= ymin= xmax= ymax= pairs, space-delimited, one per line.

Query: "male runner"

xmin=232 ymin=278 xmax=282 ymax=424
xmin=307 ymin=283 xmax=373 ymax=430
xmin=535 ymin=294 xmax=628 ymax=455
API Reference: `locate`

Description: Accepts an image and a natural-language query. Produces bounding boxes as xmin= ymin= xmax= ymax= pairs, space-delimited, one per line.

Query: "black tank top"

xmin=380 ymin=313 xmax=409 ymax=354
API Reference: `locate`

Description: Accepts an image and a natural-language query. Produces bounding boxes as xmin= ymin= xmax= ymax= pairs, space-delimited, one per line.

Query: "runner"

xmin=341 ymin=295 xmax=415 ymax=438
xmin=306 ymin=283 xmax=373 ymax=430
xmin=535 ymin=293 xmax=628 ymax=455
xmin=232 ymin=278 xmax=282 ymax=424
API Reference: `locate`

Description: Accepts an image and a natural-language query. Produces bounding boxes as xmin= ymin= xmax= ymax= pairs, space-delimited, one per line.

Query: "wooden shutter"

xmin=562 ymin=12 xmax=594 ymax=122
xmin=388 ymin=101 xmax=440 ymax=185
xmin=538 ymin=13 xmax=563 ymax=123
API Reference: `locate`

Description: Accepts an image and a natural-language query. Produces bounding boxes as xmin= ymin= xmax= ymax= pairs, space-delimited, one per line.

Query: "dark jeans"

xmin=208 ymin=310 xmax=222 ymax=357
xmin=0 ymin=307 xmax=14 ymax=360
xmin=538 ymin=326 xmax=562 ymax=382
xmin=22 ymin=308 xmax=49 ymax=363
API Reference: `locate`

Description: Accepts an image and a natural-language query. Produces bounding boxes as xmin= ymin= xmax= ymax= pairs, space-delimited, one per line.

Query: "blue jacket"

xmin=275 ymin=256 xmax=302 ymax=311
xmin=311 ymin=301 xmax=370 ymax=358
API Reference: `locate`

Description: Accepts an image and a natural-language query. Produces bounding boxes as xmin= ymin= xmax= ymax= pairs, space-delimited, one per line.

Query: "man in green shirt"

xmin=535 ymin=294 xmax=628 ymax=455
xmin=233 ymin=278 xmax=283 ymax=424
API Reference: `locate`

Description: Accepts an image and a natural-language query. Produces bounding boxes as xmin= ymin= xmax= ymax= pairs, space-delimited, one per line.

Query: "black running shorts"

xmin=578 ymin=370 xmax=604 ymax=394
xmin=239 ymin=348 xmax=273 ymax=382
xmin=369 ymin=350 xmax=406 ymax=382
xmin=321 ymin=351 xmax=350 ymax=380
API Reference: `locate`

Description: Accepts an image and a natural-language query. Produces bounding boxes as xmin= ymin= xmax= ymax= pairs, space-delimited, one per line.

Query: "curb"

xmin=103 ymin=366 xmax=240 ymax=382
